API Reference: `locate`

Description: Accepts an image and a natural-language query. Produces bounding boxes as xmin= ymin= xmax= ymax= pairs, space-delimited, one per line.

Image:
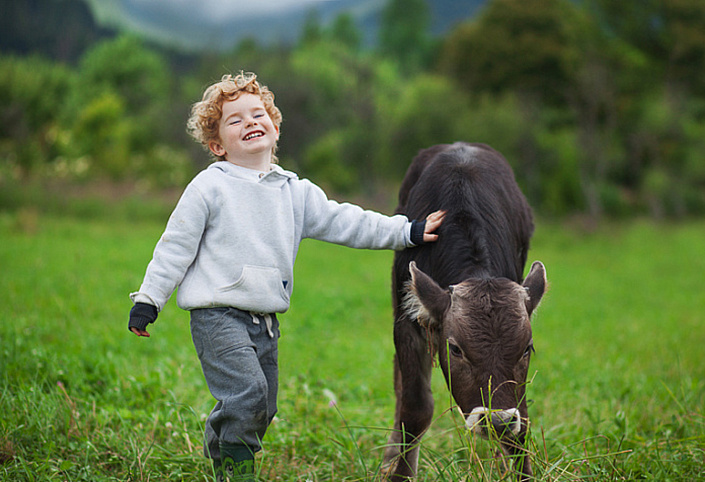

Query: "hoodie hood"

xmin=209 ymin=161 xmax=298 ymax=188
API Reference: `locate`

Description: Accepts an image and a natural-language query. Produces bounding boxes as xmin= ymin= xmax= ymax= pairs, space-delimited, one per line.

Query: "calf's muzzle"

xmin=465 ymin=407 xmax=521 ymax=438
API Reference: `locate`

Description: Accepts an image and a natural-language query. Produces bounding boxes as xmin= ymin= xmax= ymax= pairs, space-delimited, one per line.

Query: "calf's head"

xmin=405 ymin=261 xmax=546 ymax=441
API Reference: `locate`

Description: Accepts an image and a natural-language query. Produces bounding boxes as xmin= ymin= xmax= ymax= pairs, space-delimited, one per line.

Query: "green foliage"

xmin=436 ymin=0 xmax=705 ymax=217
xmin=300 ymin=10 xmax=324 ymax=46
xmin=3 ymin=0 xmax=705 ymax=217
xmin=303 ymin=130 xmax=360 ymax=194
xmin=72 ymin=34 xmax=170 ymax=120
xmin=1 ymin=213 xmax=704 ymax=480
xmin=454 ymin=93 xmax=526 ymax=164
xmin=288 ymin=40 xmax=384 ymax=190
xmin=70 ymin=91 xmax=132 ymax=178
xmin=65 ymin=34 xmax=180 ymax=180
xmin=379 ymin=0 xmax=432 ymax=73
xmin=534 ymin=127 xmax=585 ymax=215
xmin=591 ymin=0 xmax=705 ymax=96
xmin=378 ymin=74 xmax=471 ymax=177
xmin=661 ymin=0 xmax=705 ymax=95
xmin=439 ymin=0 xmax=582 ymax=104
xmin=0 ymin=36 xmax=195 ymax=188
xmin=0 ymin=0 xmax=112 ymax=63
xmin=627 ymin=91 xmax=705 ymax=217
xmin=330 ymin=13 xmax=363 ymax=52
xmin=0 ymin=55 xmax=76 ymax=176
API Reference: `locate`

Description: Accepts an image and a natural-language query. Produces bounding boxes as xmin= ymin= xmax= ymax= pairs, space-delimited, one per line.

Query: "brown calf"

xmin=382 ymin=143 xmax=547 ymax=481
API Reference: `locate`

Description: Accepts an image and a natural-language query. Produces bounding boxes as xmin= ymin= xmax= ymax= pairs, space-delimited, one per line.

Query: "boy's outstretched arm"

xmin=422 ymin=210 xmax=446 ymax=243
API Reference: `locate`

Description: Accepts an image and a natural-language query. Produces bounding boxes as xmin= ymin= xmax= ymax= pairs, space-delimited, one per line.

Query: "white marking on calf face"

xmin=465 ymin=407 xmax=521 ymax=437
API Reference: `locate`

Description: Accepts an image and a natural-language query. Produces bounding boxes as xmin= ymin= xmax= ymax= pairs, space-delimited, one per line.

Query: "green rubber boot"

xmin=213 ymin=458 xmax=226 ymax=482
xmin=220 ymin=443 xmax=256 ymax=482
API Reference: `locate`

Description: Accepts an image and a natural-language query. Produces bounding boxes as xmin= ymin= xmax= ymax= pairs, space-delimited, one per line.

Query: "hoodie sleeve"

xmin=129 ymin=181 xmax=209 ymax=311
xmin=300 ymin=179 xmax=413 ymax=250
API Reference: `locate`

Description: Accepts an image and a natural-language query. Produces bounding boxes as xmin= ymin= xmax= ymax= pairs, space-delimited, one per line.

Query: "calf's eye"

xmin=448 ymin=342 xmax=463 ymax=358
xmin=523 ymin=343 xmax=535 ymax=358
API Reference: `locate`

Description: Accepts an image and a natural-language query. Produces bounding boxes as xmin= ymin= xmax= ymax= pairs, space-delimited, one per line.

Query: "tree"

xmin=72 ymin=35 xmax=170 ymax=123
xmin=288 ymin=39 xmax=377 ymax=190
xmin=588 ymin=0 xmax=664 ymax=61
xmin=1 ymin=0 xmax=114 ymax=63
xmin=659 ymin=0 xmax=705 ymax=96
xmin=589 ymin=0 xmax=705 ymax=96
xmin=439 ymin=0 xmax=582 ymax=105
xmin=581 ymin=0 xmax=705 ymax=215
xmin=300 ymin=10 xmax=324 ymax=47
xmin=66 ymin=35 xmax=173 ymax=170
xmin=0 ymin=55 xmax=75 ymax=176
xmin=376 ymin=74 xmax=472 ymax=178
xmin=330 ymin=13 xmax=362 ymax=52
xmin=60 ymin=35 xmax=194 ymax=182
xmin=378 ymin=0 xmax=431 ymax=73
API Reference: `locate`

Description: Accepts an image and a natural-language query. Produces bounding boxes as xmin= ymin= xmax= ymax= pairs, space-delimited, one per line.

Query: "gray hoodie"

xmin=130 ymin=161 xmax=414 ymax=314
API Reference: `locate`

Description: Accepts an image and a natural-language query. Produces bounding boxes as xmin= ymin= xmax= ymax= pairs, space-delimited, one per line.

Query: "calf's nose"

xmin=465 ymin=407 xmax=521 ymax=437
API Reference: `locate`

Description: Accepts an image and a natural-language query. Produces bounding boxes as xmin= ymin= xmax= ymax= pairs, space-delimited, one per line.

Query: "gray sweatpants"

xmin=190 ymin=307 xmax=280 ymax=459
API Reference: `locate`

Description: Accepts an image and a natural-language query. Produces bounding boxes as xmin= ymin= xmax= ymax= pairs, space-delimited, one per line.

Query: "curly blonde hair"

xmin=187 ymin=72 xmax=283 ymax=162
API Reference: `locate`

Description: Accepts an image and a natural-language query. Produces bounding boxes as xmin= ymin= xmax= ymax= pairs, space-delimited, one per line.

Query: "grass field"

xmin=1 ymin=209 xmax=704 ymax=481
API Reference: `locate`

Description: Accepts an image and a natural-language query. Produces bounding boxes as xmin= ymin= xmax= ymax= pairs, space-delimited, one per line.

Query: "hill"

xmin=0 ymin=0 xmax=488 ymax=58
xmin=0 ymin=0 xmax=114 ymax=62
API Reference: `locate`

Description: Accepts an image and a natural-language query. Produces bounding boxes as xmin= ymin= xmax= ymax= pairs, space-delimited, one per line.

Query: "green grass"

xmin=1 ymin=211 xmax=704 ymax=481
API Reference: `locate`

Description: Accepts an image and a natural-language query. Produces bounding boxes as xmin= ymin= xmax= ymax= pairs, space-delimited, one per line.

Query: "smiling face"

xmin=208 ymin=93 xmax=280 ymax=171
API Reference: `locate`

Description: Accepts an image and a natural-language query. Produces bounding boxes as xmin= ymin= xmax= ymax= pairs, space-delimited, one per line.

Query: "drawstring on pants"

xmin=250 ymin=312 xmax=274 ymax=338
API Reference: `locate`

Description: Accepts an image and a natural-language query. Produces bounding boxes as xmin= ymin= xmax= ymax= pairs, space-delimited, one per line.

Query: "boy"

xmin=128 ymin=72 xmax=444 ymax=481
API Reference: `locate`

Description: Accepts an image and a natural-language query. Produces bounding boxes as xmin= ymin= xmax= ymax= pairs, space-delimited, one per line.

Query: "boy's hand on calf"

xmin=129 ymin=302 xmax=158 ymax=337
xmin=410 ymin=210 xmax=446 ymax=245
xmin=422 ymin=210 xmax=446 ymax=243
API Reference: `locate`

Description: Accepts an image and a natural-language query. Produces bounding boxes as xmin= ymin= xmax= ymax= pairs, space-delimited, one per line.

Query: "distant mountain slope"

xmin=1 ymin=0 xmax=114 ymax=62
xmin=0 ymin=0 xmax=488 ymax=59
xmin=83 ymin=0 xmax=487 ymax=51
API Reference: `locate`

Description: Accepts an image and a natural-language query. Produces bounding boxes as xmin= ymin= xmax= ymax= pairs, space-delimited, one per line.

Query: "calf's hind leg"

xmin=383 ymin=323 xmax=434 ymax=480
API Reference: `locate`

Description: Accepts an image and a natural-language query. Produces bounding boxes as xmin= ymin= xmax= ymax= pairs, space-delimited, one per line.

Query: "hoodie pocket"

xmin=218 ymin=265 xmax=290 ymax=312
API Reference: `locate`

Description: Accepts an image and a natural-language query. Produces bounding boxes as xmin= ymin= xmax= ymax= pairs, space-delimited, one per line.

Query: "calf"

xmin=382 ymin=143 xmax=547 ymax=481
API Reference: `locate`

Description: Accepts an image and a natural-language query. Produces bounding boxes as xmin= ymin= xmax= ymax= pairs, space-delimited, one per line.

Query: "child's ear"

xmin=209 ymin=141 xmax=225 ymax=157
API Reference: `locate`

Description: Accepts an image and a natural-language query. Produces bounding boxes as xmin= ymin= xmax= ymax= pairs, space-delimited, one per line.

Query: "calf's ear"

xmin=523 ymin=261 xmax=547 ymax=316
xmin=406 ymin=261 xmax=451 ymax=328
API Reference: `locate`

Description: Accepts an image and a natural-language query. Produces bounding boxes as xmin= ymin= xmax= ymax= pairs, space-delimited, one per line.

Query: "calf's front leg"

xmin=383 ymin=322 xmax=434 ymax=480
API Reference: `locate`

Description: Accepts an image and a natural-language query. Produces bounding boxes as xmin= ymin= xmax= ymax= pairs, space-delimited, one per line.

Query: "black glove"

xmin=128 ymin=302 xmax=158 ymax=333
xmin=410 ymin=219 xmax=427 ymax=246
